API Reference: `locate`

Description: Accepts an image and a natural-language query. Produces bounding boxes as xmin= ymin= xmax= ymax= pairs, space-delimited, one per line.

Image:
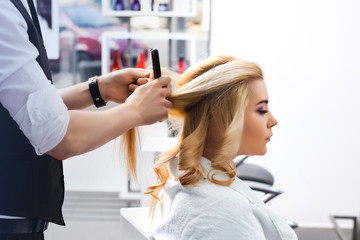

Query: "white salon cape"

xmin=150 ymin=157 xmax=298 ymax=240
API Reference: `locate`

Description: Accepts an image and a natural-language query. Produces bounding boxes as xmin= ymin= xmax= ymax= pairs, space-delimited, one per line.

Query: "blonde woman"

xmin=124 ymin=55 xmax=298 ymax=239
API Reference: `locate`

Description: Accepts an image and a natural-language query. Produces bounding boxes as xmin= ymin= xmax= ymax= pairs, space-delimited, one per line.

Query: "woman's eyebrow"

xmin=256 ymin=100 xmax=269 ymax=105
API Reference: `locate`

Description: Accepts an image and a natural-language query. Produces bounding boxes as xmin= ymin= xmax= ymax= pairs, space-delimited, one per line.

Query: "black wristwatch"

xmin=88 ymin=76 xmax=107 ymax=108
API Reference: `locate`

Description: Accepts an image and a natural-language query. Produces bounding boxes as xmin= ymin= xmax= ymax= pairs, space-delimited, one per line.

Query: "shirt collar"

xmin=169 ymin=156 xmax=230 ymax=182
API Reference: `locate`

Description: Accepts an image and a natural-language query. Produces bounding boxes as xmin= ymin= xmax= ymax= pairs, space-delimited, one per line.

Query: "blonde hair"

xmin=121 ymin=55 xmax=263 ymax=216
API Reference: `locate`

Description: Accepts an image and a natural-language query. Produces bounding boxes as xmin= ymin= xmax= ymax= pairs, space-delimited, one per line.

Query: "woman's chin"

xmin=260 ymin=147 xmax=267 ymax=155
xmin=238 ymin=148 xmax=267 ymax=156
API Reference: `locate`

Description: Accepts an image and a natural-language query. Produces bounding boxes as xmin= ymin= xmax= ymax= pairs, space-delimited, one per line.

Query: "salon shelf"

xmin=118 ymin=192 xmax=142 ymax=201
xmin=102 ymin=0 xmax=196 ymax=17
xmin=102 ymin=10 xmax=196 ymax=17
xmin=100 ymin=31 xmax=196 ymax=75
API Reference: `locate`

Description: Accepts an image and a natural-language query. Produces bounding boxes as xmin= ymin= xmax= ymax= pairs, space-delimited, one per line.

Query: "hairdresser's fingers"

xmin=159 ymin=103 xmax=172 ymax=122
xmin=128 ymin=83 xmax=139 ymax=92
xmin=162 ymin=86 xmax=172 ymax=98
xmin=155 ymin=76 xmax=171 ymax=87
xmin=129 ymin=77 xmax=150 ymax=92
xmin=137 ymin=77 xmax=149 ymax=86
xmin=165 ymin=99 xmax=173 ymax=109
xmin=148 ymin=73 xmax=155 ymax=81
xmin=158 ymin=118 xmax=166 ymax=123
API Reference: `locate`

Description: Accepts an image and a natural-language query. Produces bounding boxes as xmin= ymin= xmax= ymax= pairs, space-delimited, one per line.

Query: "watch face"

xmin=89 ymin=76 xmax=97 ymax=82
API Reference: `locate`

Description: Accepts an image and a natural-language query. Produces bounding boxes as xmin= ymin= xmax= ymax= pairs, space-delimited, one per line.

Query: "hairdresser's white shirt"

xmin=151 ymin=157 xmax=298 ymax=240
xmin=0 ymin=0 xmax=69 ymax=156
xmin=0 ymin=1 xmax=69 ymax=219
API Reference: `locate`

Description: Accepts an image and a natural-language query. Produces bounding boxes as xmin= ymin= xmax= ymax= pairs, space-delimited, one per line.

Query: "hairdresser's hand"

xmin=129 ymin=72 xmax=156 ymax=89
xmin=98 ymin=68 xmax=151 ymax=103
xmin=125 ymin=76 xmax=173 ymax=125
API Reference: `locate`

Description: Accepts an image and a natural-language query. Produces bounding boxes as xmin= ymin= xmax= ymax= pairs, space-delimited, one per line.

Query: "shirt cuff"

xmin=15 ymin=83 xmax=70 ymax=156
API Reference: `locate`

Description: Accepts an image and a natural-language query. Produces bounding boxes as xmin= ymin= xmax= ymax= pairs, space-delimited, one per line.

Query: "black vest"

xmin=0 ymin=0 xmax=65 ymax=225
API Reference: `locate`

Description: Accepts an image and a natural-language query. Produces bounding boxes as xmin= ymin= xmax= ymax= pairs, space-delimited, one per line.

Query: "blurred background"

xmin=35 ymin=0 xmax=360 ymax=239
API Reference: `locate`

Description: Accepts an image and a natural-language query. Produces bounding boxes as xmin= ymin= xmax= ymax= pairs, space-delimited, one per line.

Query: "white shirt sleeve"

xmin=0 ymin=1 xmax=70 ymax=155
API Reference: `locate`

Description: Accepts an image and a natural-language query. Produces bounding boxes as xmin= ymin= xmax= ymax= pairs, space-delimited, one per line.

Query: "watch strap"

xmin=88 ymin=76 xmax=107 ymax=108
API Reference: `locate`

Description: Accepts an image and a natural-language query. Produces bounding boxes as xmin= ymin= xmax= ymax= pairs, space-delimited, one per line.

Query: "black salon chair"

xmin=235 ymin=156 xmax=298 ymax=229
xmin=329 ymin=212 xmax=360 ymax=240
xmin=235 ymin=156 xmax=283 ymax=203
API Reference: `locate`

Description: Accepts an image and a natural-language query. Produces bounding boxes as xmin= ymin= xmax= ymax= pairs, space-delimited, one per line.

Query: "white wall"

xmin=63 ymin=112 xmax=169 ymax=203
xmin=63 ymin=139 xmax=126 ymax=192
xmin=211 ymin=0 xmax=360 ymax=227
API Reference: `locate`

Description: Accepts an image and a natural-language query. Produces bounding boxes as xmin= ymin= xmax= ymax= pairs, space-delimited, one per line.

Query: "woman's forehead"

xmin=248 ymin=79 xmax=268 ymax=103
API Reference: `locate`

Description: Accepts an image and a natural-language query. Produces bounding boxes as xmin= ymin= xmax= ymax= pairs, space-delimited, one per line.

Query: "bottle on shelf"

xmin=111 ymin=47 xmax=122 ymax=72
xmin=178 ymin=54 xmax=185 ymax=74
xmin=136 ymin=52 xmax=146 ymax=69
xmin=131 ymin=0 xmax=141 ymax=11
xmin=151 ymin=0 xmax=155 ymax=11
xmin=113 ymin=0 xmax=125 ymax=10
xmin=158 ymin=0 xmax=170 ymax=11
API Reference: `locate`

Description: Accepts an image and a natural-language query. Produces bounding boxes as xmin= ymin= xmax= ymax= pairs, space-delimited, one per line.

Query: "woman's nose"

xmin=268 ymin=112 xmax=278 ymax=128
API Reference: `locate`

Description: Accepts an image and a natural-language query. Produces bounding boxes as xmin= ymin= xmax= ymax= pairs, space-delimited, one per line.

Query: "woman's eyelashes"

xmin=257 ymin=107 xmax=268 ymax=115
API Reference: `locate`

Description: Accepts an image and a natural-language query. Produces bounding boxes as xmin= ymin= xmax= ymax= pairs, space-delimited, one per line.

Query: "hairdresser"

xmin=0 ymin=0 xmax=172 ymax=239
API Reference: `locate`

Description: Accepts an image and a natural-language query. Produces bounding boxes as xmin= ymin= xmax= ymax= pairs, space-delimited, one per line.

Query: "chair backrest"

xmin=236 ymin=163 xmax=274 ymax=186
xmin=356 ymin=211 xmax=360 ymax=240
xmin=234 ymin=156 xmax=275 ymax=186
